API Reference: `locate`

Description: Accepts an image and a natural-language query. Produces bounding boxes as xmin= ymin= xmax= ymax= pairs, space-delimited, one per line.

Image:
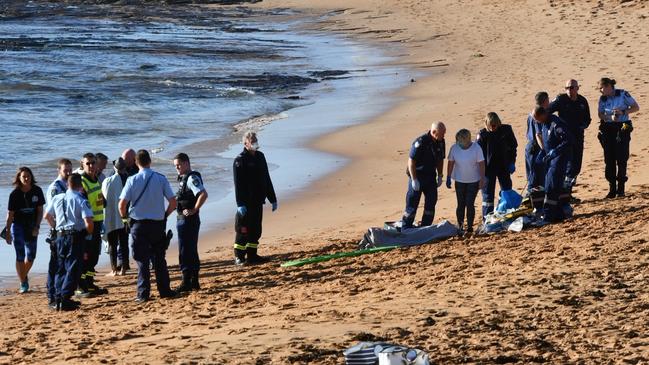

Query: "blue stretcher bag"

xmin=496 ymin=189 xmax=522 ymax=213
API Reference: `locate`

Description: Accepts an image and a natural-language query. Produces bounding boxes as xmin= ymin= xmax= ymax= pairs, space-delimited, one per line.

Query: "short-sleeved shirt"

xmin=46 ymin=190 xmax=93 ymax=231
xmin=526 ymin=113 xmax=542 ymax=143
xmin=448 ymin=142 xmax=485 ymax=183
xmin=46 ymin=177 xmax=67 ymax=206
xmin=599 ymin=88 xmax=637 ymax=123
xmin=548 ymin=93 xmax=591 ymax=133
xmin=119 ymin=167 xmax=174 ymax=220
xmin=408 ymin=132 xmax=446 ymax=180
xmin=8 ymin=186 xmax=45 ymax=228
xmin=180 ymin=173 xmax=205 ymax=196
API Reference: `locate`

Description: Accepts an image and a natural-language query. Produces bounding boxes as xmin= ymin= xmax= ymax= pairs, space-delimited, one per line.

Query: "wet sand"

xmin=1 ymin=0 xmax=649 ymax=363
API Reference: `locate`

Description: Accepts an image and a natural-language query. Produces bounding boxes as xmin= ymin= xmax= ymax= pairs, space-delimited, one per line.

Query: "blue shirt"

xmin=119 ymin=167 xmax=174 ymax=220
xmin=598 ymin=88 xmax=637 ymax=123
xmin=46 ymin=190 xmax=94 ymax=231
xmin=46 ymin=177 xmax=67 ymax=207
xmin=525 ymin=113 xmax=542 ymax=143
xmin=541 ymin=115 xmax=573 ymax=160
xmin=408 ymin=132 xmax=446 ymax=180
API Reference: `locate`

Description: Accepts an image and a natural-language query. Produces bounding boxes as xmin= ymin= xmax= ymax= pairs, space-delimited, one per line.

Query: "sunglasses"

xmin=85 ymin=161 xmax=96 ymax=166
xmin=565 ymin=86 xmax=578 ymax=90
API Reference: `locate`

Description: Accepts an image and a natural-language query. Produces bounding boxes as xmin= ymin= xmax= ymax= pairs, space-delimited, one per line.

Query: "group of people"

xmin=4 ymin=131 xmax=277 ymax=311
xmin=401 ymin=77 xmax=639 ymax=234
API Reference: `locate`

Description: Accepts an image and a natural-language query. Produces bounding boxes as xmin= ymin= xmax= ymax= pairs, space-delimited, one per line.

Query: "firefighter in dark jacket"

xmin=477 ymin=112 xmax=518 ymax=218
xmin=233 ymin=131 xmax=278 ymax=265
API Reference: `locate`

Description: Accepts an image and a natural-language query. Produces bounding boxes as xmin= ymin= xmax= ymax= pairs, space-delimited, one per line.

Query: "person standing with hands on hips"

xmin=597 ymin=77 xmax=640 ymax=198
xmin=233 ymin=132 xmax=277 ymax=266
xmin=173 ymin=153 xmax=208 ymax=291
xmin=401 ymin=122 xmax=446 ymax=229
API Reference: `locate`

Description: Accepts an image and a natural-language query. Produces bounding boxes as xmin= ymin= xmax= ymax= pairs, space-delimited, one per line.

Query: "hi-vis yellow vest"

xmin=81 ymin=174 xmax=104 ymax=222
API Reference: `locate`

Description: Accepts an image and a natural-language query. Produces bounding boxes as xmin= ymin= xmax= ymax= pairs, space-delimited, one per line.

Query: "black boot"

xmin=191 ymin=270 xmax=200 ymax=291
xmin=617 ymin=181 xmax=625 ymax=197
xmin=176 ymin=271 xmax=192 ymax=293
xmin=605 ymin=182 xmax=616 ymax=199
xmin=234 ymin=248 xmax=246 ymax=266
xmin=246 ymin=247 xmax=269 ymax=265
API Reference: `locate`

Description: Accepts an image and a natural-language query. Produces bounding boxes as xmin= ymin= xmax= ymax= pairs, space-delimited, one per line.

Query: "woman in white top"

xmin=445 ymin=129 xmax=486 ymax=234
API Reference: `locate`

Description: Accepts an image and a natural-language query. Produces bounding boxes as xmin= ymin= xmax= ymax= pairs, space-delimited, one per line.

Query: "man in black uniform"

xmin=233 ymin=132 xmax=278 ymax=266
xmin=548 ymin=79 xmax=591 ymax=188
xmin=173 ymin=153 xmax=208 ymax=291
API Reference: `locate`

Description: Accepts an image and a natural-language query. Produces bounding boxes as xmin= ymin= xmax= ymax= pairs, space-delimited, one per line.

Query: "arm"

xmin=233 ymin=157 xmax=246 ymax=207
xmin=446 ymin=160 xmax=454 ymax=180
xmin=44 ymin=211 xmax=56 ymax=229
xmin=407 ymin=158 xmax=417 ymax=182
xmin=118 ymin=199 xmax=128 ymax=219
xmin=84 ymin=218 xmax=94 ymax=235
xmin=535 ymin=132 xmax=544 ymax=151
xmin=436 ymin=159 xmax=444 ymax=179
xmin=5 ymin=211 xmax=14 ymax=244
xmin=33 ymin=205 xmax=43 ymax=237
xmin=478 ymin=160 xmax=486 ymax=189
xmin=261 ymin=154 xmax=277 ymax=204
xmin=165 ymin=197 xmax=177 ymax=219
xmin=583 ymin=98 xmax=592 ymax=129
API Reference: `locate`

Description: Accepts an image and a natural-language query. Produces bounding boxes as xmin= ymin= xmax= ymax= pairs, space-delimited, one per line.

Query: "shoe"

xmin=247 ymin=254 xmax=270 ymax=265
xmin=191 ymin=271 xmax=200 ymax=291
xmin=159 ymin=290 xmax=179 ymax=299
xmin=119 ymin=266 xmax=127 ymax=276
xmin=59 ymin=299 xmax=80 ymax=311
xmin=606 ymin=183 xmax=617 ymax=199
xmin=106 ymin=271 xmax=117 ymax=277
xmin=234 ymin=257 xmax=246 ymax=266
xmin=88 ymin=283 xmax=108 ymax=295
xmin=532 ymin=219 xmax=550 ymax=227
xmin=134 ymin=296 xmax=149 ymax=303
xmin=48 ymin=300 xmax=58 ymax=311
xmin=175 ymin=273 xmax=192 ymax=293
xmin=18 ymin=281 xmax=29 ymax=294
xmin=75 ymin=288 xmax=92 ymax=298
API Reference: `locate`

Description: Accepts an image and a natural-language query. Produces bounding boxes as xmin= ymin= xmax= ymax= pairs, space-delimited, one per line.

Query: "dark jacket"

xmin=233 ymin=149 xmax=277 ymax=207
xmin=477 ymin=124 xmax=518 ymax=172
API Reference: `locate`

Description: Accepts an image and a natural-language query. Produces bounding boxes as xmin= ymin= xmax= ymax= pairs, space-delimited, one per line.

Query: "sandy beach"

xmin=1 ymin=0 xmax=648 ymax=363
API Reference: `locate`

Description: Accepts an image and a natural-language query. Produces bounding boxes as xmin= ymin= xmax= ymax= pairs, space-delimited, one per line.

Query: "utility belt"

xmin=599 ymin=120 xmax=633 ymax=134
xmin=58 ymin=229 xmax=85 ymax=236
xmin=130 ymin=218 xmax=164 ymax=224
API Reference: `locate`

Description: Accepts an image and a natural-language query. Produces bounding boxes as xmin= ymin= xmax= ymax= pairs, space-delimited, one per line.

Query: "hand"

xmin=445 ymin=176 xmax=452 ymax=189
xmin=121 ymin=218 xmax=130 ymax=232
xmin=411 ymin=179 xmax=420 ymax=192
xmin=436 ymin=175 xmax=443 ymax=188
xmin=272 ymin=202 xmax=278 ymax=212
xmin=508 ymin=162 xmax=516 ymax=174
xmin=5 ymin=233 xmax=12 ymax=245
xmin=32 ymin=227 xmax=40 ymax=238
xmin=182 ymin=208 xmax=197 ymax=217
xmin=543 ymin=149 xmax=556 ymax=162
xmin=237 ymin=206 xmax=247 ymax=216
xmin=479 ymin=177 xmax=486 ymax=190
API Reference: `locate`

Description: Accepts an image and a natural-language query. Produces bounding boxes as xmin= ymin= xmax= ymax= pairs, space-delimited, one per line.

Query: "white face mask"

xmin=249 ymin=142 xmax=259 ymax=151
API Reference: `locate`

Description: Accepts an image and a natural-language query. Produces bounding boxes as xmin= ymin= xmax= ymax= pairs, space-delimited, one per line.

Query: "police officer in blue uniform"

xmin=535 ymin=107 xmax=574 ymax=223
xmin=119 ymin=150 xmax=178 ymax=302
xmin=548 ymin=79 xmax=591 ymax=188
xmin=44 ymin=173 xmax=94 ymax=311
xmin=401 ymin=122 xmax=446 ymax=228
xmin=477 ymin=112 xmax=517 ymax=218
xmin=173 ymin=153 xmax=208 ymax=292
xmin=44 ymin=158 xmax=72 ymax=308
xmin=597 ymin=77 xmax=640 ymax=198
xmin=233 ymin=132 xmax=278 ymax=266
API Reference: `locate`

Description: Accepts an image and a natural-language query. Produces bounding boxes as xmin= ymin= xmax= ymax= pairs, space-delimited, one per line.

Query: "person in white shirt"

xmin=445 ymin=129 xmax=486 ymax=235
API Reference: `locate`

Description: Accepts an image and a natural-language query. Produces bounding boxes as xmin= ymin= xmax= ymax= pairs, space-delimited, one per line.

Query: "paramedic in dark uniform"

xmin=119 ymin=149 xmax=178 ymax=302
xmin=536 ymin=107 xmax=574 ymax=223
xmin=401 ymin=122 xmax=446 ymax=228
xmin=548 ymin=79 xmax=591 ymax=188
xmin=44 ymin=173 xmax=94 ymax=311
xmin=173 ymin=153 xmax=208 ymax=292
xmin=525 ymin=92 xmax=548 ymax=193
xmin=597 ymin=77 xmax=640 ymax=198
xmin=44 ymin=158 xmax=72 ymax=308
xmin=233 ymin=131 xmax=278 ymax=266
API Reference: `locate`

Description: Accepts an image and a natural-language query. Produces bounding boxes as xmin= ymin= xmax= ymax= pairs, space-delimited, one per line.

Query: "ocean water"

xmin=0 ymin=3 xmax=413 ymax=285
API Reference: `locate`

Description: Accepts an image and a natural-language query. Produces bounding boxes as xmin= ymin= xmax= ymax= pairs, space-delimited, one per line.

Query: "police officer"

xmin=233 ymin=132 xmax=278 ymax=266
xmin=535 ymin=107 xmax=574 ymax=224
xmin=44 ymin=173 xmax=94 ymax=311
xmin=477 ymin=112 xmax=518 ymax=218
xmin=119 ymin=149 xmax=178 ymax=302
xmin=597 ymin=77 xmax=640 ymax=198
xmin=548 ymin=79 xmax=591 ymax=188
xmin=173 ymin=153 xmax=208 ymax=291
xmin=525 ymin=92 xmax=549 ymax=194
xmin=44 ymin=158 xmax=72 ymax=308
xmin=76 ymin=153 xmax=108 ymax=297
xmin=401 ymin=121 xmax=446 ymax=228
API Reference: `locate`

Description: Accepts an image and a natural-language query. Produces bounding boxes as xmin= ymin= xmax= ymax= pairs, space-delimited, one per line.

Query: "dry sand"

xmin=1 ymin=0 xmax=648 ymax=363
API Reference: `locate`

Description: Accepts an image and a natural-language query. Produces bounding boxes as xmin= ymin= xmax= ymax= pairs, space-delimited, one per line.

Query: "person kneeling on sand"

xmin=445 ymin=129 xmax=486 ymax=236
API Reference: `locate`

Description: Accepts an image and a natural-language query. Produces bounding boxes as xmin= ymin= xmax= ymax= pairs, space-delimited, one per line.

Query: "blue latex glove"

xmin=237 ymin=206 xmax=247 ymax=216
xmin=272 ymin=202 xmax=278 ymax=212
xmin=445 ymin=176 xmax=452 ymax=189
xmin=543 ymin=149 xmax=556 ymax=162
xmin=411 ymin=178 xmax=420 ymax=192
xmin=508 ymin=163 xmax=516 ymax=174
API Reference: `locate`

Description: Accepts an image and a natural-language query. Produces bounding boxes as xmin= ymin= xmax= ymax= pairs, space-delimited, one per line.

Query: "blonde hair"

xmin=242 ymin=131 xmax=257 ymax=144
xmin=485 ymin=112 xmax=502 ymax=129
xmin=455 ymin=129 xmax=471 ymax=144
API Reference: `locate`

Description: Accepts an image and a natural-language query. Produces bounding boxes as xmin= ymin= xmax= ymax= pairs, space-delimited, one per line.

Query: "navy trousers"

xmin=599 ymin=123 xmax=631 ymax=184
xmin=543 ymin=156 xmax=569 ymax=222
xmin=177 ymin=215 xmax=201 ymax=273
xmin=402 ymin=179 xmax=437 ymax=228
xmin=130 ymin=220 xmax=172 ymax=299
xmin=481 ymin=169 xmax=513 ymax=217
xmin=47 ymin=242 xmax=58 ymax=302
xmin=566 ymin=132 xmax=585 ymax=180
xmin=55 ymin=232 xmax=83 ymax=300
xmin=525 ymin=142 xmax=546 ymax=191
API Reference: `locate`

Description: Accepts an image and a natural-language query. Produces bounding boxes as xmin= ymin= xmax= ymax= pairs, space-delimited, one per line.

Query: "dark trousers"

xmin=455 ymin=181 xmax=480 ymax=230
xmin=543 ymin=156 xmax=569 ymax=222
xmin=55 ymin=232 xmax=83 ymax=300
xmin=599 ymin=123 xmax=631 ymax=185
xmin=47 ymin=242 xmax=58 ymax=302
xmin=481 ymin=169 xmax=513 ymax=217
xmin=234 ymin=204 xmax=263 ymax=258
xmin=525 ymin=142 xmax=545 ymax=191
xmin=130 ymin=220 xmax=171 ymax=299
xmin=80 ymin=221 xmax=103 ymax=286
xmin=566 ymin=132 xmax=585 ymax=179
xmin=107 ymin=228 xmax=129 ymax=270
xmin=402 ymin=179 xmax=437 ymax=228
xmin=177 ymin=215 xmax=201 ymax=273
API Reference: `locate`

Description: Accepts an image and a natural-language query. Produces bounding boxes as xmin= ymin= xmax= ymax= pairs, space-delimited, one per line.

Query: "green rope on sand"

xmin=280 ymin=245 xmax=401 ymax=267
